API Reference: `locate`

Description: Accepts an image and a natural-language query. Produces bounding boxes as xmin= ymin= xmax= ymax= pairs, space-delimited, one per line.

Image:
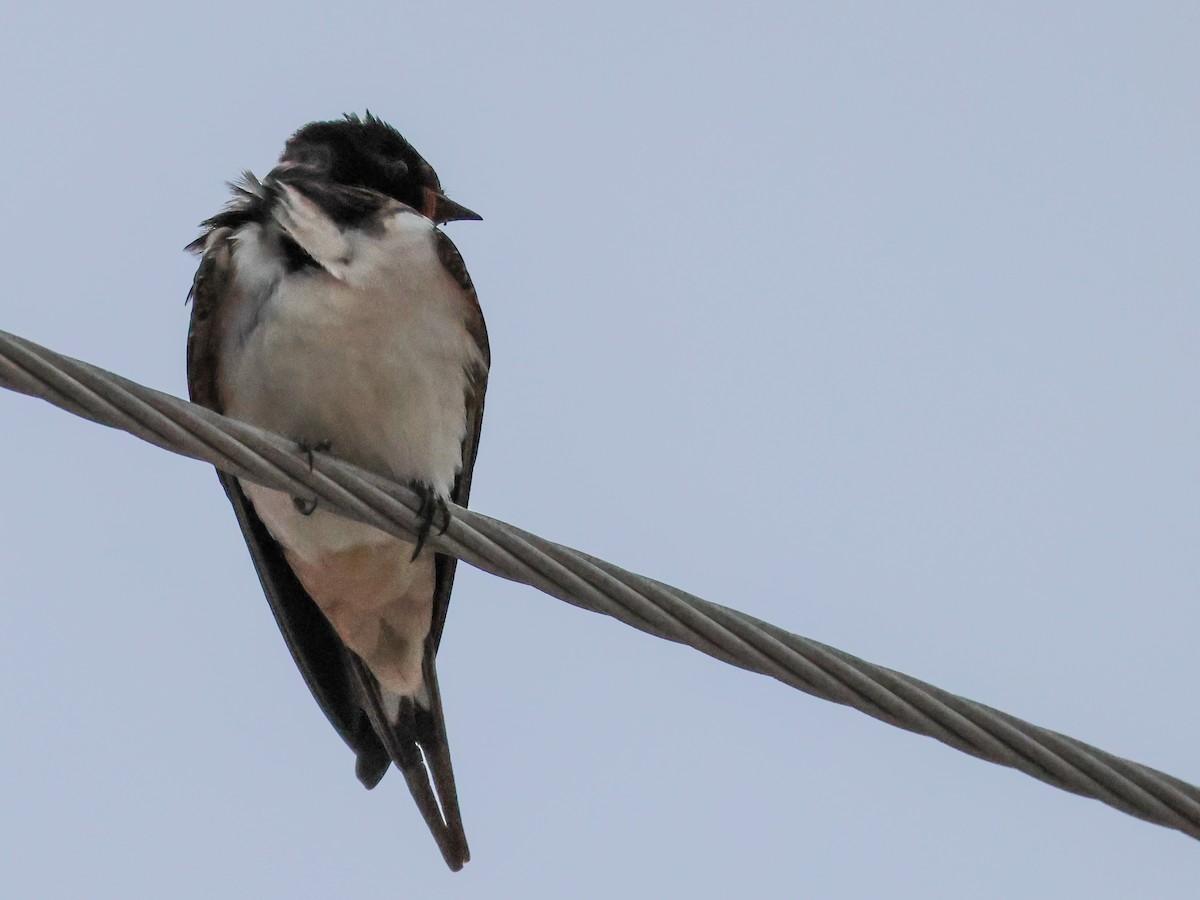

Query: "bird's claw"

xmin=292 ymin=439 xmax=333 ymax=515
xmin=293 ymin=495 xmax=318 ymax=516
xmin=297 ymin=438 xmax=333 ymax=471
xmin=409 ymin=481 xmax=451 ymax=560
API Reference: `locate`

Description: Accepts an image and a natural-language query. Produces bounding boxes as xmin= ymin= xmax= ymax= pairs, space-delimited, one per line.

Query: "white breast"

xmin=220 ymin=210 xmax=483 ymax=564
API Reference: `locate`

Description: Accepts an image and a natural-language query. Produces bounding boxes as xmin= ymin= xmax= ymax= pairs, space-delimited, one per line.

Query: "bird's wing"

xmin=430 ymin=227 xmax=490 ymax=651
xmin=394 ymin=228 xmax=489 ymax=867
xmin=186 ymin=226 xmax=393 ymax=783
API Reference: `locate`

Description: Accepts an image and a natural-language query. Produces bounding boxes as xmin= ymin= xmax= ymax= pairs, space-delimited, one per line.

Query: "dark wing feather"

xmin=430 ymin=228 xmax=490 ymax=650
xmin=386 ymin=229 xmax=488 ymax=868
xmin=186 ymin=230 xmax=391 ymax=785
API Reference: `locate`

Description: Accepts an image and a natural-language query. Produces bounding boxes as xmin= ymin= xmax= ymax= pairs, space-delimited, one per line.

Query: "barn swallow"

xmin=185 ymin=113 xmax=487 ymax=870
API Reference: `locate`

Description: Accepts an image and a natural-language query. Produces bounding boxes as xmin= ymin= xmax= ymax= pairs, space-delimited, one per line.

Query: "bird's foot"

xmin=292 ymin=439 xmax=333 ymax=516
xmin=408 ymin=480 xmax=450 ymax=560
xmin=298 ymin=438 xmax=333 ymax=470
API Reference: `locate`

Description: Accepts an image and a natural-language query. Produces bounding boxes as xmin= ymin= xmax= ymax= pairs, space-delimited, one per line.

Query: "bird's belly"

xmin=278 ymin=520 xmax=435 ymax=698
xmin=229 ymin=276 xmax=471 ymax=475
xmin=223 ymin=270 xmax=469 ymax=698
xmin=213 ymin=213 xmax=482 ymax=702
xmin=242 ymin=481 xmax=393 ymax=560
xmin=226 ymin=294 xmax=465 ymax=556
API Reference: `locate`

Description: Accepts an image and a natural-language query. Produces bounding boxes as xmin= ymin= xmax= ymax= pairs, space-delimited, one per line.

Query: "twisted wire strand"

xmin=1 ymin=326 xmax=1198 ymax=840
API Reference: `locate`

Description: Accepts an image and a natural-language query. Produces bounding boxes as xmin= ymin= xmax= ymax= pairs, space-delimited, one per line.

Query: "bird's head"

xmin=279 ymin=112 xmax=480 ymax=223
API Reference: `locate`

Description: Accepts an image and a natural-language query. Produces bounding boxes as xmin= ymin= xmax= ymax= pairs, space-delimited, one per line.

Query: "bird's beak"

xmin=423 ymin=188 xmax=482 ymax=223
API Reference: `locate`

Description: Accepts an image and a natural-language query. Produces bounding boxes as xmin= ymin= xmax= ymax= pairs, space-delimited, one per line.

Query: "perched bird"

xmin=185 ymin=113 xmax=488 ymax=870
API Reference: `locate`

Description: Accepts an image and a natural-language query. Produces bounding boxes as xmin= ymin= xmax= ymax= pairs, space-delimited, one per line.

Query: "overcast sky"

xmin=2 ymin=3 xmax=1198 ymax=897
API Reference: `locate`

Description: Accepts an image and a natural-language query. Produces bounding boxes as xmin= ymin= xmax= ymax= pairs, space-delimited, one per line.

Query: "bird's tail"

xmin=350 ymin=656 xmax=469 ymax=871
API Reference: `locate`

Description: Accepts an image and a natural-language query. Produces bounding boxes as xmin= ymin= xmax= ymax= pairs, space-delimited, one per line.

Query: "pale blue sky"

xmin=1 ymin=3 xmax=1198 ymax=897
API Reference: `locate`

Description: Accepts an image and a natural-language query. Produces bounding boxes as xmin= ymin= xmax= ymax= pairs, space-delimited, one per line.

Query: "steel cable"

xmin=2 ymin=326 xmax=1198 ymax=840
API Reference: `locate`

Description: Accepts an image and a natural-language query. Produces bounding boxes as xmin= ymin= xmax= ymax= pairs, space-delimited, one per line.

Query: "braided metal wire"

xmin=2 ymin=326 xmax=1198 ymax=841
